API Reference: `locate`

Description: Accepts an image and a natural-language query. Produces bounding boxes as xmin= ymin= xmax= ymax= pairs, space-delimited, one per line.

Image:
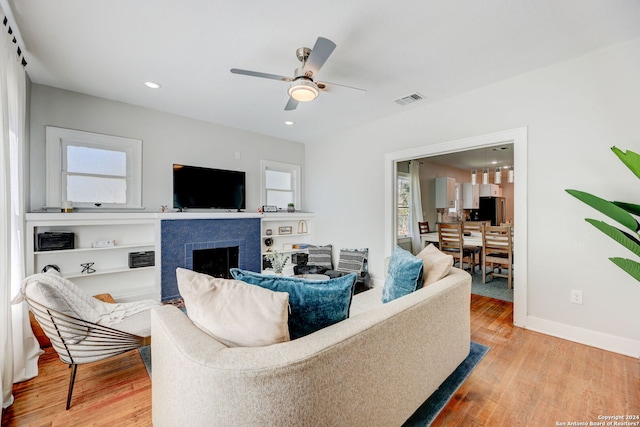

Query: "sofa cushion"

xmin=335 ymin=248 xmax=368 ymax=274
xmin=416 ymin=244 xmax=454 ymax=286
xmin=307 ymin=244 xmax=333 ymax=269
xmin=176 ymin=268 xmax=290 ymax=347
xmin=230 ymin=268 xmax=356 ymax=339
xmin=382 ymin=246 xmax=424 ymax=303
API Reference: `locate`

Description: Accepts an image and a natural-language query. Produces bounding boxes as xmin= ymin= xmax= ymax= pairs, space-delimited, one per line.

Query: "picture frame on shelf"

xmin=278 ymin=226 xmax=293 ymax=235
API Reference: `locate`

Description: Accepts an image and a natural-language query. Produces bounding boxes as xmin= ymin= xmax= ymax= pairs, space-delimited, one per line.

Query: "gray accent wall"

xmin=28 ymin=84 xmax=305 ymax=213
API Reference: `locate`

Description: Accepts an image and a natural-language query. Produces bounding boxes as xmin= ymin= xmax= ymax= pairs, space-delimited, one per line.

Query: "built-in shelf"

xmin=34 ymin=242 xmax=155 ymax=255
xmin=64 ymin=265 xmax=155 ymax=279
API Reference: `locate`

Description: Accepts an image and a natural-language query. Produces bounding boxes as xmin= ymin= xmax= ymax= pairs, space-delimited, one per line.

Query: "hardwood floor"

xmin=3 ymin=295 xmax=639 ymax=426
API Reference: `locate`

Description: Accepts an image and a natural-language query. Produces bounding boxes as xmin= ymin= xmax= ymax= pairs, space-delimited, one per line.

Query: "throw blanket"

xmin=13 ymin=271 xmax=160 ymax=326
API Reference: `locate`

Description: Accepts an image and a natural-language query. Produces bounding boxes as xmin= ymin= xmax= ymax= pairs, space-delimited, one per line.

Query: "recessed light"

xmin=144 ymin=81 xmax=161 ymax=89
xmin=284 ymin=121 xmax=295 ymax=126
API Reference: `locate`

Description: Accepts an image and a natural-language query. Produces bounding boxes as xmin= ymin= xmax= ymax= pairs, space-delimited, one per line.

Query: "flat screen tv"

xmin=173 ymin=164 xmax=246 ymax=211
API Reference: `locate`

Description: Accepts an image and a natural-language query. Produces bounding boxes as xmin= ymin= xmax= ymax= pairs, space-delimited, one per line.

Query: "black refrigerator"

xmin=475 ymin=197 xmax=505 ymax=226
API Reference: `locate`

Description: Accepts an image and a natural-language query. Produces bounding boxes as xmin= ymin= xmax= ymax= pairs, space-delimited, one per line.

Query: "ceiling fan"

xmin=230 ymin=37 xmax=365 ymax=111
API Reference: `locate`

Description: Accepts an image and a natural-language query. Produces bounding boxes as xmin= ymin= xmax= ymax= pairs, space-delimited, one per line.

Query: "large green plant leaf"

xmin=566 ymin=189 xmax=639 ymax=232
xmin=585 ymin=219 xmax=640 ymax=258
xmin=612 ymin=146 xmax=640 ymax=180
xmin=610 ymin=257 xmax=640 ymax=282
xmin=613 ymin=201 xmax=640 ymax=216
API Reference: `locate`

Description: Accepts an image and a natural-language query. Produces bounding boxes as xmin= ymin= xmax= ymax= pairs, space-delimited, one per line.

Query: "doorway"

xmin=384 ymin=127 xmax=528 ymax=327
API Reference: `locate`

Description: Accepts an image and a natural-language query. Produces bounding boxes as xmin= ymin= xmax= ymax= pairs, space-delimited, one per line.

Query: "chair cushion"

xmin=335 ymin=248 xmax=368 ymax=274
xmin=382 ymin=246 xmax=424 ymax=303
xmin=230 ymin=268 xmax=356 ymax=339
xmin=176 ymin=268 xmax=290 ymax=347
xmin=307 ymin=244 xmax=333 ymax=269
xmin=416 ymin=244 xmax=454 ymax=286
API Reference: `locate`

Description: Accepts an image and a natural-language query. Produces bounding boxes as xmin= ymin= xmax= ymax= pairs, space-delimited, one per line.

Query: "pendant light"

xmin=482 ymin=168 xmax=489 ymax=185
xmin=507 ymin=166 xmax=514 ymax=183
xmin=471 ymin=169 xmax=477 ymax=185
xmin=494 ymin=167 xmax=502 ymax=184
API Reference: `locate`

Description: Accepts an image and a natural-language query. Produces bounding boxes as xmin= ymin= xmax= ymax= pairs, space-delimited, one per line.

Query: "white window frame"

xmin=45 ymin=126 xmax=143 ymax=209
xmin=397 ymin=172 xmax=411 ymax=238
xmin=260 ymin=160 xmax=301 ymax=210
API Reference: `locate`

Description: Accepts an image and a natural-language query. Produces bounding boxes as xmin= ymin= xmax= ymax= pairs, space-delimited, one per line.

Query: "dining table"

xmin=420 ymin=231 xmax=483 ymax=248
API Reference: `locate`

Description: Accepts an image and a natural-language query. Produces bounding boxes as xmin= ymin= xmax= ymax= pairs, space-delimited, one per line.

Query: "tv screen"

xmin=173 ymin=164 xmax=246 ymax=210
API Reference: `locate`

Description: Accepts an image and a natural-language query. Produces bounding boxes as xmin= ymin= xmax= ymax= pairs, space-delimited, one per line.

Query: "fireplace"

xmin=193 ymin=246 xmax=239 ymax=279
xmin=160 ymin=217 xmax=261 ymax=301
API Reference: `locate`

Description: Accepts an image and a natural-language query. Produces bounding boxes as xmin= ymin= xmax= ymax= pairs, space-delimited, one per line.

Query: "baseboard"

xmin=526 ymin=315 xmax=640 ymax=358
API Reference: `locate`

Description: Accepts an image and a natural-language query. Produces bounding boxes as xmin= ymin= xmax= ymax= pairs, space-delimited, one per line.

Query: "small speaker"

xmin=291 ymin=252 xmax=308 ymax=266
xmin=37 ymin=232 xmax=75 ymax=251
xmin=128 ymin=251 xmax=155 ymax=268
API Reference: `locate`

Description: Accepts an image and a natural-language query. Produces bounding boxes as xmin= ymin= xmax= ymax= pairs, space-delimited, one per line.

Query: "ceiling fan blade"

xmin=284 ymin=97 xmax=299 ymax=111
xmin=318 ymin=81 xmax=367 ymax=93
xmin=230 ymin=68 xmax=293 ymax=82
xmin=303 ymin=37 xmax=336 ymax=77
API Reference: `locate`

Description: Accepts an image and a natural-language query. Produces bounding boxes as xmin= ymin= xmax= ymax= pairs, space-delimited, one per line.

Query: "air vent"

xmin=394 ymin=92 xmax=425 ymax=106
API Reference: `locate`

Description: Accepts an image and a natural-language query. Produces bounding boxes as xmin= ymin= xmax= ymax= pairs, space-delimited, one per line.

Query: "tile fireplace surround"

xmin=160 ymin=216 xmax=261 ymax=301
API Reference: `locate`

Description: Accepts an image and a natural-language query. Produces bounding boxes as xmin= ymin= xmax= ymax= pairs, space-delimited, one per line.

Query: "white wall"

xmin=28 ymin=84 xmax=305 ymax=213
xmin=306 ymin=38 xmax=640 ymax=356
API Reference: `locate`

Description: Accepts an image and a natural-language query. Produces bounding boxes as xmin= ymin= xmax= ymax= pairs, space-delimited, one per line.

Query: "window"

xmin=261 ymin=160 xmax=301 ymax=210
xmin=45 ymin=127 xmax=142 ymax=209
xmin=397 ymin=173 xmax=410 ymax=237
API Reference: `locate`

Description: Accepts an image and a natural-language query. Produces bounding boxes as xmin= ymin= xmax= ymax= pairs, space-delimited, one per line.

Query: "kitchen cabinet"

xmin=479 ymin=183 xmax=501 ymax=197
xmin=435 ymin=177 xmax=456 ymax=209
xmin=462 ymin=183 xmax=479 ymax=209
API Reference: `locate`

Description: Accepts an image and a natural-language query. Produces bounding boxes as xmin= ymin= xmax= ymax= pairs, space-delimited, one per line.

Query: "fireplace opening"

xmin=193 ymin=246 xmax=239 ymax=279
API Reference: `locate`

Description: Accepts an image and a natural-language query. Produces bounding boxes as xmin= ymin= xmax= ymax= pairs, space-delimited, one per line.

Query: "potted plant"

xmin=287 ymin=203 xmax=295 ymax=213
xmin=566 ymin=146 xmax=640 ymax=282
xmin=266 ymin=250 xmax=289 ymax=275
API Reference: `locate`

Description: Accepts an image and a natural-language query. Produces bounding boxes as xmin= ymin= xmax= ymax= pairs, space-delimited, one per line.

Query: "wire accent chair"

xmin=24 ymin=295 xmax=151 ymax=410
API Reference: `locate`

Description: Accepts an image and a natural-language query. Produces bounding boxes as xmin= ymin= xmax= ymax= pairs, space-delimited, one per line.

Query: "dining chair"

xmin=438 ymin=222 xmax=475 ymax=272
xmin=463 ymin=221 xmax=486 ymax=272
xmin=481 ymin=224 xmax=513 ymax=289
xmin=418 ymin=221 xmax=430 ymax=234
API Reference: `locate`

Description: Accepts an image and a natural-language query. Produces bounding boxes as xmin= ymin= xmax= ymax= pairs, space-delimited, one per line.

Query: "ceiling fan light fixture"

xmin=288 ymin=79 xmax=319 ymax=102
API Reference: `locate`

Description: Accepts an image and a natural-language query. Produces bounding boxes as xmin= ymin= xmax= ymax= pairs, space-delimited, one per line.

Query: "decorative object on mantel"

xmin=265 ymin=250 xmax=289 ymax=274
xmin=61 ymin=200 xmax=73 ymax=213
xmin=279 ymin=226 xmax=293 ymax=235
xmin=298 ymin=220 xmax=307 ymax=234
xmin=80 ymin=262 xmax=96 ymax=274
xmin=266 ymin=228 xmax=273 ymax=236
xmin=264 ymin=238 xmax=273 ymax=247
xmin=287 ymin=203 xmax=295 ymax=212
xmin=566 ymin=146 xmax=640 ymax=282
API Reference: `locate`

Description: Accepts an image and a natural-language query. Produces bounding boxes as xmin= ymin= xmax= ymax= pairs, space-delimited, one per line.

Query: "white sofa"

xmin=151 ymin=267 xmax=471 ymax=427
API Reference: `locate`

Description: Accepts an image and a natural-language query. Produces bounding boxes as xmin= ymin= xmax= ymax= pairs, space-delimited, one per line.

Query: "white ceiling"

xmin=420 ymin=143 xmax=514 ymax=171
xmin=6 ymin=0 xmax=640 ymax=144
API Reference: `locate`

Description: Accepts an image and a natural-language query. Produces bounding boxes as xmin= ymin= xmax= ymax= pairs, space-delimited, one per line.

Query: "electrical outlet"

xmin=570 ymin=290 xmax=583 ymax=305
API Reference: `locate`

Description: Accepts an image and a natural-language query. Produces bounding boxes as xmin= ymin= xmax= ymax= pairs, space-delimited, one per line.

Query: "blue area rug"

xmin=139 ymin=345 xmax=152 ymax=376
xmin=139 ymin=341 xmax=488 ymax=426
xmin=471 ymin=269 xmax=513 ymax=302
xmin=402 ymin=341 xmax=489 ymax=426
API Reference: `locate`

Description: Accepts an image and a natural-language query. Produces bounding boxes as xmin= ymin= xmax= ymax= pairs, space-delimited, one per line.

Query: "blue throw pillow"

xmin=382 ymin=246 xmax=424 ymax=303
xmin=229 ymin=268 xmax=357 ymax=339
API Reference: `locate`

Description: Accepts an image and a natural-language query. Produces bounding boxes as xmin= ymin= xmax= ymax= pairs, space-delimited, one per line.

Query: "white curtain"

xmin=409 ymin=160 xmax=424 ymax=254
xmin=1 ymin=7 xmax=42 ymax=409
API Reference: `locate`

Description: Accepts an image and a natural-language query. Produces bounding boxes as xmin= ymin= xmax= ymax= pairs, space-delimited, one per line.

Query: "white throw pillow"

xmin=176 ymin=268 xmax=290 ymax=347
xmin=416 ymin=244 xmax=454 ymax=286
